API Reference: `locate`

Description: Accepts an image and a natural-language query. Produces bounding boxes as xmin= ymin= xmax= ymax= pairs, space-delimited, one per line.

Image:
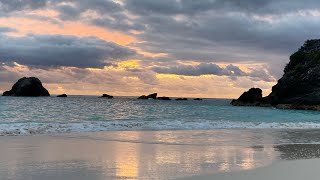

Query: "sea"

xmin=2 ymin=96 xmax=320 ymax=179
xmin=1 ymin=96 xmax=320 ymax=136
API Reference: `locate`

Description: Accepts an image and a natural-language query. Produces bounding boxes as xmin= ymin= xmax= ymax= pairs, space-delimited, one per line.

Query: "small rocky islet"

xmin=101 ymin=94 xmax=114 ymax=99
xmin=232 ymin=39 xmax=320 ymax=110
xmin=57 ymin=94 xmax=67 ymax=97
xmin=2 ymin=77 xmax=50 ymax=97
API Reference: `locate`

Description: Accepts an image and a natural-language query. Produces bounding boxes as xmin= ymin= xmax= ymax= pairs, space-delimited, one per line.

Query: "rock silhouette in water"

xmin=194 ymin=98 xmax=203 ymax=101
xmin=157 ymin=96 xmax=171 ymax=100
xmin=57 ymin=94 xmax=67 ymax=97
xmin=3 ymin=77 xmax=50 ymax=96
xmin=101 ymin=94 xmax=113 ymax=99
xmin=231 ymin=88 xmax=263 ymax=106
xmin=176 ymin=98 xmax=188 ymax=100
xmin=232 ymin=39 xmax=320 ymax=110
xmin=138 ymin=93 xmax=157 ymax=99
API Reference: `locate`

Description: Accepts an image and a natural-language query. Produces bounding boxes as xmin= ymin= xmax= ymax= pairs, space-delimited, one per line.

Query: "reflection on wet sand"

xmin=0 ymin=130 xmax=283 ymax=180
xmin=275 ymin=144 xmax=320 ymax=160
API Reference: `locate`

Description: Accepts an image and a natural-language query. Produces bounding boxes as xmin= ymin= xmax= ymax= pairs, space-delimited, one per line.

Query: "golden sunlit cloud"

xmin=0 ymin=17 xmax=135 ymax=45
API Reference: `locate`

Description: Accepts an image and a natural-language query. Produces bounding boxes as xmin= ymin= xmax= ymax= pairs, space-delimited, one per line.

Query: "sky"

xmin=0 ymin=0 xmax=320 ymax=98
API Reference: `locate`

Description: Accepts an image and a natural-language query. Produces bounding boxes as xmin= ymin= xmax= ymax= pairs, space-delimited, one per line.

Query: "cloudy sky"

xmin=0 ymin=0 xmax=319 ymax=98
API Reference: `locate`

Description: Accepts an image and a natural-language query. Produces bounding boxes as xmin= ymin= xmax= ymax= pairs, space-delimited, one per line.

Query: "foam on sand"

xmin=2 ymin=120 xmax=320 ymax=135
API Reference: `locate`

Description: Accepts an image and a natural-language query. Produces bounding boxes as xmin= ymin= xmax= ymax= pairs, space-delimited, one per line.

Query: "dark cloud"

xmin=55 ymin=0 xmax=122 ymax=20
xmin=125 ymin=0 xmax=320 ymax=16
xmin=0 ymin=34 xmax=136 ymax=68
xmin=2 ymin=0 xmax=320 ymax=80
xmin=152 ymin=63 xmax=275 ymax=82
xmin=0 ymin=0 xmax=49 ymax=13
xmin=0 ymin=26 xmax=16 ymax=33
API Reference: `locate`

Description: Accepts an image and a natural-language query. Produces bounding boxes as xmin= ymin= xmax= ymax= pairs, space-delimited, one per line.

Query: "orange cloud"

xmin=0 ymin=17 xmax=135 ymax=45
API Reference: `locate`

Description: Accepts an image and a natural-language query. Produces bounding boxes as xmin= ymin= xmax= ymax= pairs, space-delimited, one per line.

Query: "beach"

xmin=182 ymin=158 xmax=320 ymax=180
xmin=1 ymin=129 xmax=320 ymax=180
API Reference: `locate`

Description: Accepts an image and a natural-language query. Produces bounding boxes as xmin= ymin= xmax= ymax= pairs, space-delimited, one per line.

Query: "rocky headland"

xmin=232 ymin=39 xmax=320 ymax=110
xmin=2 ymin=77 xmax=50 ymax=97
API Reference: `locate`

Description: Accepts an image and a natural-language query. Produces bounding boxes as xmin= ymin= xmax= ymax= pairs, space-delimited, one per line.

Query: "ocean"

xmin=1 ymin=96 xmax=320 ymax=136
xmin=2 ymin=96 xmax=320 ymax=179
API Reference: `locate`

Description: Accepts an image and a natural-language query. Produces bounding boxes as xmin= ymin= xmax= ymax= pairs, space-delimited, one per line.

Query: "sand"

xmin=182 ymin=158 xmax=320 ymax=180
xmin=1 ymin=130 xmax=320 ymax=179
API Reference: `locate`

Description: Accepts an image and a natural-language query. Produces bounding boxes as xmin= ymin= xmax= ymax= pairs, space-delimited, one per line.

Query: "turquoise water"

xmin=0 ymin=96 xmax=320 ymax=135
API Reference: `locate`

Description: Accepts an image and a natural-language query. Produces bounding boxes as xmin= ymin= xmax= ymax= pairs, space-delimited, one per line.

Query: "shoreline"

xmin=181 ymin=158 xmax=320 ymax=180
xmin=1 ymin=129 xmax=320 ymax=179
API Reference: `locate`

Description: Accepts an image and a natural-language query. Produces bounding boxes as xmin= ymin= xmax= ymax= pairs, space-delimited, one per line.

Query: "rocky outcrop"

xmin=101 ymin=94 xmax=113 ymax=99
xmin=157 ymin=96 xmax=171 ymax=100
xmin=57 ymin=94 xmax=67 ymax=97
xmin=232 ymin=39 xmax=320 ymax=110
xmin=265 ymin=40 xmax=320 ymax=109
xmin=138 ymin=93 xmax=157 ymax=99
xmin=176 ymin=98 xmax=188 ymax=100
xmin=194 ymin=98 xmax=203 ymax=100
xmin=231 ymin=88 xmax=263 ymax=106
xmin=3 ymin=77 xmax=50 ymax=96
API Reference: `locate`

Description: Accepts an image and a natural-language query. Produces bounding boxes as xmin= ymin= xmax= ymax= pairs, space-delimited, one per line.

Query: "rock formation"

xmin=194 ymin=98 xmax=203 ymax=100
xmin=231 ymin=88 xmax=263 ymax=106
xmin=176 ymin=98 xmax=188 ymax=100
xmin=157 ymin=96 xmax=171 ymax=100
xmin=57 ymin=94 xmax=67 ymax=97
xmin=232 ymin=39 xmax=320 ymax=110
xmin=2 ymin=77 xmax=50 ymax=96
xmin=101 ymin=94 xmax=113 ymax=99
xmin=138 ymin=93 xmax=157 ymax=99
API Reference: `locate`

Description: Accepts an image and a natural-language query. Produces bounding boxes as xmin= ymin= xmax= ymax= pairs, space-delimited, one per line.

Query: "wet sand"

xmin=1 ymin=130 xmax=320 ymax=179
xmin=182 ymin=158 xmax=320 ymax=180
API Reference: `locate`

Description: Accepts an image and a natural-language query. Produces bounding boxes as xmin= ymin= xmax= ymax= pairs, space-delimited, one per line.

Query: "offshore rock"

xmin=194 ymin=98 xmax=203 ymax=100
xmin=101 ymin=94 xmax=113 ymax=99
xmin=138 ymin=93 xmax=157 ymax=99
xmin=57 ymin=94 xmax=67 ymax=97
xmin=157 ymin=96 xmax=171 ymax=100
xmin=2 ymin=77 xmax=50 ymax=97
xmin=176 ymin=98 xmax=188 ymax=100
xmin=231 ymin=88 xmax=263 ymax=106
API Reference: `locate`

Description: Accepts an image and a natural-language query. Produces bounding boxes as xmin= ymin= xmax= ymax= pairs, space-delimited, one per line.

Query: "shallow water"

xmin=1 ymin=96 xmax=320 ymax=135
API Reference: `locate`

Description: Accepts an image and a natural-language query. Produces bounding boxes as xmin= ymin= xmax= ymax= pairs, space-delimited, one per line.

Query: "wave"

xmin=2 ymin=120 xmax=320 ymax=136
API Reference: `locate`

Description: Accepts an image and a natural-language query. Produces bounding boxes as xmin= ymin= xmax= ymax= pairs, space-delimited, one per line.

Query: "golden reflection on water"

xmin=0 ymin=130 xmax=280 ymax=180
xmin=114 ymin=132 xmax=140 ymax=179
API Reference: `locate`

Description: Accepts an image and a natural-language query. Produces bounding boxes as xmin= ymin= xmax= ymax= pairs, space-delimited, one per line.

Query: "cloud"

xmin=0 ymin=0 xmax=49 ymax=13
xmin=0 ymin=66 xmax=20 ymax=83
xmin=2 ymin=0 xmax=320 ymax=95
xmin=0 ymin=26 xmax=16 ymax=33
xmin=0 ymin=34 xmax=136 ymax=68
xmin=152 ymin=63 xmax=275 ymax=82
xmin=125 ymin=0 xmax=320 ymax=16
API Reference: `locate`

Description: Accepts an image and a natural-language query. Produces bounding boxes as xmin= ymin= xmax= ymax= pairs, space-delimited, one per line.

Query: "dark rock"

xmin=176 ymin=98 xmax=188 ymax=100
xmin=57 ymin=94 xmax=67 ymax=97
xmin=231 ymin=88 xmax=263 ymax=106
xmin=2 ymin=77 xmax=50 ymax=96
xmin=101 ymin=94 xmax=113 ymax=99
xmin=138 ymin=93 xmax=157 ymax=99
xmin=232 ymin=39 xmax=320 ymax=110
xmin=157 ymin=96 xmax=171 ymax=100
xmin=194 ymin=98 xmax=203 ymax=100
xmin=267 ymin=39 xmax=320 ymax=107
